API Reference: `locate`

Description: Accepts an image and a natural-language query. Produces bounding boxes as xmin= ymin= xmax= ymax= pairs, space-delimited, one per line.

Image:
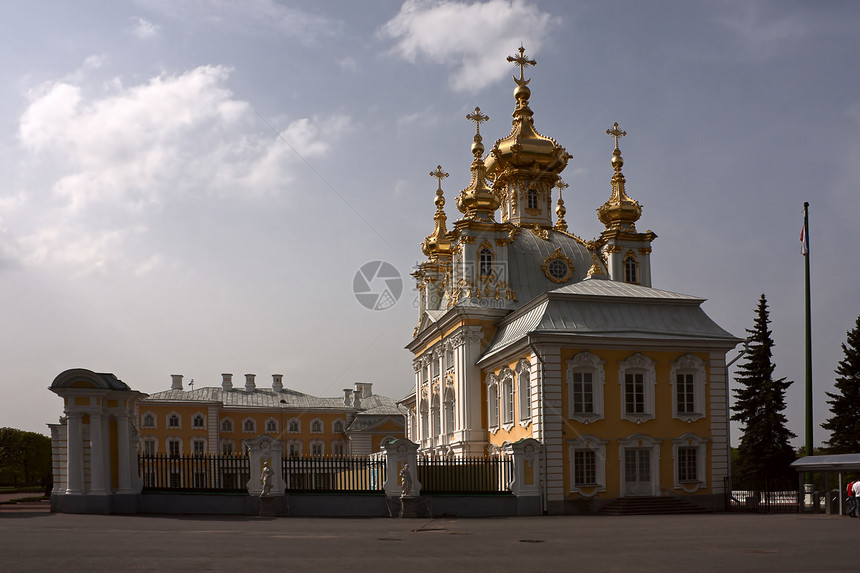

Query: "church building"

xmin=403 ymin=47 xmax=739 ymax=513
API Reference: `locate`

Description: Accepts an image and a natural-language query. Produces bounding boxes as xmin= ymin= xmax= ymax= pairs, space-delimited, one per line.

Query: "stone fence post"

xmin=503 ymin=438 xmax=543 ymax=515
xmin=245 ymin=435 xmax=285 ymax=496
xmin=381 ymin=438 xmax=421 ymax=498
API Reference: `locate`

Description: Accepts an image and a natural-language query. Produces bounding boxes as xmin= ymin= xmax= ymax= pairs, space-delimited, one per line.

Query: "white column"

xmin=89 ymin=412 xmax=107 ymax=495
xmin=66 ymin=412 xmax=84 ymax=495
xmin=116 ymin=412 xmax=132 ymax=493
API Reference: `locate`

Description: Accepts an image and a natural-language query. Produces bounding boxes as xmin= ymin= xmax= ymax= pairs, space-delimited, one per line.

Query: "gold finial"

xmin=554 ymin=178 xmax=568 ymax=232
xmin=606 ymin=122 xmax=627 ymax=151
xmin=466 ymin=107 xmax=489 ymax=157
xmin=430 ymin=165 xmax=449 ymax=192
xmin=507 ymin=44 xmax=536 ymax=85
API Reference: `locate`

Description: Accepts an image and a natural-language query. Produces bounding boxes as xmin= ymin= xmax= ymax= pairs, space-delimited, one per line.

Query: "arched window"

xmin=516 ymin=360 xmax=531 ymax=423
xmin=624 ymin=252 xmax=639 ymax=284
xmin=487 ymin=375 xmax=499 ymax=429
xmin=265 ymin=418 xmax=278 ymax=434
xmin=333 ymin=419 xmax=344 ymax=433
xmin=310 ymin=418 xmax=323 ymax=433
xmin=527 ymin=188 xmax=538 ymax=209
xmin=288 ymin=418 xmax=300 ymax=433
xmin=444 ymin=387 xmax=455 ymax=434
xmin=431 ymin=392 xmax=440 ymax=436
xmin=479 ymin=248 xmax=493 ymax=277
xmin=142 ymin=413 xmax=155 ymax=428
xmin=243 ymin=418 xmax=256 ymax=433
xmin=500 ymin=369 xmax=514 ymax=425
xmin=221 ymin=418 xmax=233 ymax=433
xmin=192 ymin=414 xmax=205 ymax=428
xmin=167 ymin=413 xmax=180 ymax=429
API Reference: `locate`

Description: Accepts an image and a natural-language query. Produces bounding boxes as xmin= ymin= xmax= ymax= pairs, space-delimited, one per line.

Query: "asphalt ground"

xmin=0 ymin=510 xmax=854 ymax=572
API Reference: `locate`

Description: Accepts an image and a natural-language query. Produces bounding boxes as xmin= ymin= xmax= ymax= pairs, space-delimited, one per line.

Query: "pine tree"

xmin=822 ymin=314 xmax=860 ymax=453
xmin=731 ymin=294 xmax=796 ymax=481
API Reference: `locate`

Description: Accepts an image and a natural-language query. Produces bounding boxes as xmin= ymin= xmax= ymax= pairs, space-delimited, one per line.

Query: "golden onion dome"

xmin=456 ymin=108 xmax=500 ymax=219
xmin=422 ymin=165 xmax=453 ymax=258
xmin=597 ymin=123 xmax=642 ymax=231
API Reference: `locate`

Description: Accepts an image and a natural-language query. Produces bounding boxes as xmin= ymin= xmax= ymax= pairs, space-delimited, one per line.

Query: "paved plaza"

xmin=0 ymin=507 xmax=855 ymax=572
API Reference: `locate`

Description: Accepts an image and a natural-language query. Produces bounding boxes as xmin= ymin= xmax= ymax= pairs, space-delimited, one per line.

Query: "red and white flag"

xmin=800 ymin=224 xmax=809 ymax=256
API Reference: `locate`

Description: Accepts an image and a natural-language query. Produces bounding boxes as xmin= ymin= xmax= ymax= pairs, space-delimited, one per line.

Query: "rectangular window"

xmin=574 ymin=450 xmax=596 ymax=486
xmin=221 ymin=441 xmax=233 ymax=455
xmin=143 ymin=439 xmax=156 ymax=456
xmin=168 ymin=440 xmax=180 ymax=458
xmin=572 ymin=372 xmax=594 ymax=414
xmin=625 ymin=373 xmax=645 ymax=414
xmin=678 ymin=447 xmax=698 ymax=482
xmin=192 ymin=440 xmax=205 ymax=455
xmin=289 ymin=443 xmax=301 ymax=457
xmin=333 ymin=442 xmax=345 ymax=456
xmin=676 ymin=374 xmax=696 ymax=414
xmin=311 ymin=443 xmax=323 ymax=456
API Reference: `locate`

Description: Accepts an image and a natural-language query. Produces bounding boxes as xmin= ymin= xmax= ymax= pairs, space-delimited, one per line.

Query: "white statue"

xmin=399 ymin=462 xmax=413 ymax=499
xmin=260 ymin=460 xmax=274 ymax=496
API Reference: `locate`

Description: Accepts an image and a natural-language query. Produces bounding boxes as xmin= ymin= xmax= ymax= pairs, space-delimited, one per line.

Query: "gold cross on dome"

xmin=430 ymin=165 xmax=449 ymax=191
xmin=466 ymin=107 xmax=489 ymax=136
xmin=555 ymin=178 xmax=569 ymax=192
xmin=507 ymin=45 xmax=536 ymax=84
xmin=606 ymin=122 xmax=627 ymax=150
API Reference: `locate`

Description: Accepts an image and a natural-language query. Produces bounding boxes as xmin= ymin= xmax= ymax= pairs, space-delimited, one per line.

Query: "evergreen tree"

xmin=822 ymin=314 xmax=860 ymax=453
xmin=731 ymin=294 xmax=796 ymax=481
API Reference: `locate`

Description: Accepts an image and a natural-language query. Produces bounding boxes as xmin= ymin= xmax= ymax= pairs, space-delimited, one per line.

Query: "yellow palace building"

xmin=402 ymin=47 xmax=740 ymax=513
xmin=138 ymin=374 xmax=405 ymax=459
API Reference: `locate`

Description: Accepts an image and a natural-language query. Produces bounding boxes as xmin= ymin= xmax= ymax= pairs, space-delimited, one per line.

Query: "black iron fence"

xmin=417 ymin=457 xmax=512 ymax=494
xmin=281 ymin=456 xmax=385 ymax=493
xmin=139 ymin=454 xmax=250 ymax=493
xmin=724 ymin=475 xmax=800 ymax=513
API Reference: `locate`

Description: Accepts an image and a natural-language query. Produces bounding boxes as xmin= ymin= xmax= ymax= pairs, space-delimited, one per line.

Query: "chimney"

xmin=272 ymin=374 xmax=283 ymax=392
xmin=343 ymin=389 xmax=352 ymax=406
xmin=245 ymin=373 xmax=256 ymax=392
xmin=222 ymin=373 xmax=233 ymax=391
xmin=171 ymin=374 xmax=183 ymax=391
xmin=354 ymin=382 xmax=373 ymax=398
xmin=352 ymin=390 xmax=361 ymax=410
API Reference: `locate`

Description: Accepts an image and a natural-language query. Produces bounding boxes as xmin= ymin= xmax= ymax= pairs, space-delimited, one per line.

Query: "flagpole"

xmin=803 ymin=202 xmax=813 ymax=457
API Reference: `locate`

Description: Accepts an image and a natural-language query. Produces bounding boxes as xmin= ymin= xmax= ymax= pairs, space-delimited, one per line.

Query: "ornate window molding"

xmin=478 ymin=241 xmax=495 ymax=278
xmin=568 ymin=434 xmax=608 ymax=496
xmin=670 ymin=354 xmax=707 ymax=423
xmin=618 ymin=353 xmax=656 ymax=424
xmin=166 ymin=437 xmax=182 ymax=457
xmin=192 ymin=413 xmax=206 ymax=429
xmin=191 ymin=438 xmax=206 ymax=455
xmin=221 ymin=417 xmax=233 ymax=433
xmin=672 ymin=433 xmax=708 ymax=492
xmin=242 ymin=417 xmax=256 ymax=434
xmin=142 ymin=411 xmax=156 ymax=429
xmin=310 ymin=439 xmax=324 ymax=456
xmin=219 ymin=439 xmax=234 ymax=455
xmin=287 ymin=417 xmax=300 ymax=433
xmin=333 ymin=419 xmax=345 ymax=434
xmin=265 ymin=417 xmax=278 ymax=434
xmin=332 ymin=440 xmax=346 ymax=456
xmin=142 ymin=438 xmax=157 ymax=455
xmin=486 ymin=373 xmax=499 ymax=432
xmin=624 ymin=250 xmax=639 ymax=284
xmin=500 ymin=367 xmax=515 ymax=430
xmin=310 ymin=418 xmax=323 ymax=434
xmin=516 ymin=359 xmax=531 ymax=426
xmin=287 ymin=439 xmax=302 ymax=457
xmin=542 ymin=247 xmax=574 ymax=283
xmin=166 ymin=411 xmax=181 ymax=429
xmin=568 ymin=351 xmax=606 ymax=424
xmin=444 ymin=384 xmax=455 ymax=434
xmin=617 ymin=433 xmax=662 ymax=497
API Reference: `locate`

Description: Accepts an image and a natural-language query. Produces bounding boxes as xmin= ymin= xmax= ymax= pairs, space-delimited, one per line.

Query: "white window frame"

xmin=618 ymin=353 xmax=656 ymax=423
xmin=221 ymin=418 xmax=233 ymax=433
xmin=568 ymin=434 xmax=608 ymax=496
xmin=191 ymin=438 xmax=206 ymax=456
xmin=166 ymin=411 xmax=181 ymax=429
xmin=500 ymin=367 xmax=514 ymax=429
xmin=242 ymin=417 xmax=256 ymax=434
xmin=220 ymin=439 xmax=234 ymax=455
xmin=192 ymin=413 xmax=205 ymax=429
xmin=143 ymin=438 xmax=157 ymax=455
xmin=486 ymin=374 xmax=499 ymax=431
xmin=672 ymin=433 xmax=708 ymax=492
xmin=617 ymin=433 xmax=662 ymax=497
xmin=142 ymin=412 xmax=156 ymax=429
xmin=568 ymin=352 xmax=606 ymax=424
xmin=310 ymin=418 xmax=323 ymax=434
xmin=331 ymin=440 xmax=346 ymax=456
xmin=167 ymin=437 xmax=182 ymax=458
xmin=287 ymin=417 xmax=301 ymax=433
xmin=265 ymin=417 xmax=278 ymax=434
xmin=310 ymin=440 xmax=324 ymax=457
xmin=332 ymin=419 xmax=345 ymax=434
xmin=431 ymin=391 xmax=441 ymax=436
xmin=516 ymin=359 xmax=531 ymax=426
xmin=287 ymin=440 xmax=302 ymax=457
xmin=670 ymin=354 xmax=707 ymax=422
xmin=444 ymin=385 xmax=455 ymax=435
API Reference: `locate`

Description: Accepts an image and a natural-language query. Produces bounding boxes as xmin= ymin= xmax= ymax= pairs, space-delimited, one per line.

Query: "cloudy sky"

xmin=2 ymin=1 xmax=858 ymax=447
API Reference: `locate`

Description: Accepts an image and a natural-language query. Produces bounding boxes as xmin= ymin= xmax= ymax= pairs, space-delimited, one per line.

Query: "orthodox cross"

xmin=555 ymin=178 xmax=569 ymax=194
xmin=606 ymin=122 xmax=627 ymax=150
xmin=507 ymin=45 xmax=536 ymax=84
xmin=465 ymin=107 xmax=489 ymax=136
xmin=430 ymin=165 xmax=449 ymax=191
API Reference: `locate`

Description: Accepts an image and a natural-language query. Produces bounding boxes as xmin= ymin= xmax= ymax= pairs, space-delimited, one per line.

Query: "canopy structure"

xmin=791 ymin=454 xmax=860 ymax=515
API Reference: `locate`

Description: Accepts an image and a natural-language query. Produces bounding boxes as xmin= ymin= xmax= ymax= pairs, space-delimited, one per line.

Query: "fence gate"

xmin=724 ymin=475 xmax=800 ymax=514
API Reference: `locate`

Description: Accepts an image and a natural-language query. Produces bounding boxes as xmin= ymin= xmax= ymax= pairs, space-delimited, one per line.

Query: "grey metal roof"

xmin=791 ymin=454 xmax=860 ymax=471
xmin=479 ymin=279 xmax=738 ymax=362
xmin=144 ymin=386 xmax=405 ymax=415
